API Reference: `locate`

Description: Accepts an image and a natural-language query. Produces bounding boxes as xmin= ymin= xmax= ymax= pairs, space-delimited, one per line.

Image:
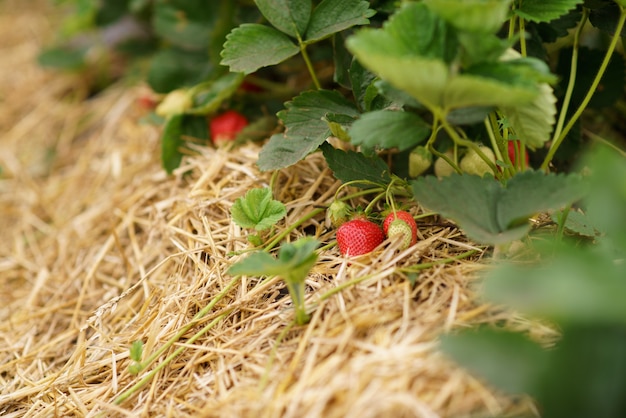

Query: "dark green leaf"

xmin=441 ymin=328 xmax=549 ymax=395
xmin=279 ymin=89 xmax=360 ymax=138
xmin=537 ymin=324 xmax=626 ymax=418
xmin=589 ymin=1 xmax=626 ymax=35
xmin=349 ymin=59 xmax=378 ymax=110
xmin=446 ymin=106 xmax=494 ymax=125
xmin=254 ymin=0 xmax=311 ymax=37
xmin=153 ymin=0 xmax=222 ymax=50
xmin=147 ymin=47 xmax=212 ymax=93
xmin=411 ymin=171 xmax=587 ymax=244
xmin=95 ymin=0 xmax=129 ymax=26
xmin=349 ymin=110 xmax=430 ymax=151
xmin=514 ymin=0 xmax=583 ymax=23
xmin=161 ymin=114 xmax=185 ymax=174
xmin=230 ymin=188 xmax=287 ymax=231
xmin=305 ymin=0 xmax=375 ymax=42
xmin=191 ymin=72 xmax=245 ymax=115
xmin=556 ymin=47 xmax=625 ymax=109
xmin=321 ymin=142 xmax=391 ymax=187
xmin=257 ymin=133 xmax=321 ymax=171
xmin=221 ymin=24 xmax=299 ymax=74
xmin=161 ymin=114 xmax=208 ymax=174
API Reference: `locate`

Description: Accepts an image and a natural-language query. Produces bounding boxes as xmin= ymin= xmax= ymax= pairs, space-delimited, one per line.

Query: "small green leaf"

xmin=305 ymin=0 xmax=375 ymax=42
xmin=254 ymin=0 xmax=312 ymax=37
xmin=551 ymin=209 xmax=599 ymax=237
xmin=411 ymin=171 xmax=587 ymax=244
xmin=514 ymin=0 xmax=583 ymax=23
xmin=161 ymin=114 xmax=185 ymax=174
xmin=321 ymin=142 xmax=391 ymax=187
xmin=441 ymin=328 xmax=549 ymax=395
xmin=221 ymin=24 xmax=300 ymax=74
xmin=424 ymin=0 xmax=513 ymax=33
xmin=230 ymin=188 xmax=287 ymax=231
xmin=349 ymin=110 xmax=430 ymax=151
xmin=129 ymin=340 xmax=144 ymax=362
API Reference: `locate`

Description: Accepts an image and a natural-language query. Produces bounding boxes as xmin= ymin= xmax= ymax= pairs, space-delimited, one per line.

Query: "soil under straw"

xmin=1 ymin=3 xmax=539 ymax=417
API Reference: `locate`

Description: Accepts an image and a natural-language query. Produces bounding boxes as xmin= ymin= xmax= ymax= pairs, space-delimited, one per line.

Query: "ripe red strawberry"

xmin=336 ymin=218 xmax=384 ymax=256
xmin=210 ymin=110 xmax=248 ymax=146
xmin=508 ymin=140 xmax=529 ymax=168
xmin=383 ymin=211 xmax=418 ymax=249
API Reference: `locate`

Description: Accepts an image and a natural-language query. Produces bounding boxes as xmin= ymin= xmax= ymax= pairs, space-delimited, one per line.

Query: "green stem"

xmin=298 ymin=37 xmax=321 ymax=90
xmin=263 ymin=208 xmax=325 ymax=252
xmin=113 ymin=308 xmax=233 ymax=405
xmin=556 ymin=205 xmax=571 ymax=242
xmin=548 ymin=8 xmax=589 ymax=158
xmin=542 ymin=6 xmax=626 ymax=171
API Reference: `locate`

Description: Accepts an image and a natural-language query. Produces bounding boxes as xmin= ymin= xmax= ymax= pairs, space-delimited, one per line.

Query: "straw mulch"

xmin=1 ymin=2 xmax=540 ymax=417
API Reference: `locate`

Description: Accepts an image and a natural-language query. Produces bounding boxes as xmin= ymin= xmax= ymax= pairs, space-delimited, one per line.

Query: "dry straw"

xmin=1 ymin=2 xmax=541 ymax=417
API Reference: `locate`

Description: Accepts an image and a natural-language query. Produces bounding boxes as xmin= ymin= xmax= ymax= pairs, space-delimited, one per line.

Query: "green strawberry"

xmin=460 ymin=145 xmax=496 ymax=176
xmin=409 ymin=146 xmax=433 ymax=177
xmin=383 ymin=210 xmax=418 ymax=249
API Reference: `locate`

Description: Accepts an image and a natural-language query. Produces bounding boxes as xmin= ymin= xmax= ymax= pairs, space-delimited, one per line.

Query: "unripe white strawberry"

xmin=409 ymin=146 xmax=433 ymax=177
xmin=460 ymin=145 xmax=496 ymax=177
xmin=156 ymin=89 xmax=193 ymax=117
xmin=434 ymin=150 xmax=456 ymax=178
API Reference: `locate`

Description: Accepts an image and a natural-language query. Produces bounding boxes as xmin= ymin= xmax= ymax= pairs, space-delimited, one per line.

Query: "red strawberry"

xmin=210 ymin=110 xmax=248 ymax=146
xmin=336 ymin=218 xmax=384 ymax=256
xmin=383 ymin=211 xmax=418 ymax=248
xmin=508 ymin=140 xmax=529 ymax=168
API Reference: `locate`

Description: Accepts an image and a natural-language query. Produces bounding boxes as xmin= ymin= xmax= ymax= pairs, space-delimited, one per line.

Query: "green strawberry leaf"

xmin=147 ymin=47 xmax=213 ymax=93
xmin=514 ymin=0 xmax=583 ymax=23
xmin=153 ymin=0 xmax=223 ymax=51
xmin=424 ymin=0 xmax=513 ymax=33
xmin=441 ymin=328 xmax=548 ymax=395
xmin=161 ymin=114 xmax=208 ymax=174
xmin=411 ymin=171 xmax=588 ymax=245
xmin=257 ymin=90 xmax=359 ymax=170
xmin=349 ymin=110 xmax=430 ymax=151
xmin=551 ymin=209 xmax=599 ymax=238
xmin=254 ymin=0 xmax=312 ymax=38
xmin=189 ymin=72 xmax=245 ymax=115
xmin=221 ymin=24 xmax=300 ymax=74
xmin=230 ymin=187 xmax=287 ymax=231
xmin=305 ymin=0 xmax=375 ymax=43
xmin=321 ymin=142 xmax=392 ymax=188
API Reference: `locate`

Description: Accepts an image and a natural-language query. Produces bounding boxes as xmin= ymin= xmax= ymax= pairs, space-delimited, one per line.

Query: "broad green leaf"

xmin=230 ymin=187 xmax=287 ymax=231
xmin=254 ymin=0 xmax=311 ymax=37
xmin=321 ymin=142 xmax=392 ymax=187
xmin=483 ymin=249 xmax=626 ymax=324
xmin=551 ymin=209 xmax=599 ymax=237
xmin=221 ymin=24 xmax=299 ymax=74
xmin=349 ymin=110 xmax=430 ymax=151
xmin=458 ymin=32 xmax=512 ymax=66
xmin=446 ymin=106 xmax=494 ymax=125
xmin=147 ymin=47 xmax=212 ymax=93
xmin=373 ymin=80 xmax=422 ymax=109
xmin=424 ymin=0 xmax=513 ymax=33
xmin=441 ymin=328 xmax=548 ymax=395
xmin=227 ymin=251 xmax=286 ymax=277
xmin=257 ymin=133 xmax=321 ymax=171
xmin=514 ymin=0 xmax=583 ymax=23
xmin=501 ymin=82 xmax=557 ymax=149
xmin=153 ymin=0 xmax=222 ymax=50
xmin=161 ymin=114 xmax=185 ymax=174
xmin=411 ymin=171 xmax=587 ymax=244
xmin=278 ymin=90 xmax=360 ymax=138
xmin=305 ymin=0 xmax=375 ymax=42
xmin=589 ymin=1 xmax=626 ymax=36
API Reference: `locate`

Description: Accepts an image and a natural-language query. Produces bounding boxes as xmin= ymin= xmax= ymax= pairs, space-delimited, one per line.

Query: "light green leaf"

xmin=424 ymin=0 xmax=513 ymax=33
xmin=190 ymin=72 xmax=245 ymax=115
xmin=129 ymin=340 xmax=144 ymax=362
xmin=221 ymin=24 xmax=299 ymax=74
xmin=254 ymin=0 xmax=312 ymax=37
xmin=514 ymin=0 xmax=583 ymax=23
xmin=227 ymin=251 xmax=286 ymax=277
xmin=305 ymin=0 xmax=375 ymax=42
xmin=349 ymin=110 xmax=430 ymax=151
xmin=501 ymin=83 xmax=557 ymax=150
xmin=257 ymin=133 xmax=322 ymax=171
xmin=411 ymin=171 xmax=587 ymax=244
xmin=441 ymin=328 xmax=548 ymax=395
xmin=230 ymin=188 xmax=287 ymax=231
xmin=321 ymin=142 xmax=392 ymax=187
